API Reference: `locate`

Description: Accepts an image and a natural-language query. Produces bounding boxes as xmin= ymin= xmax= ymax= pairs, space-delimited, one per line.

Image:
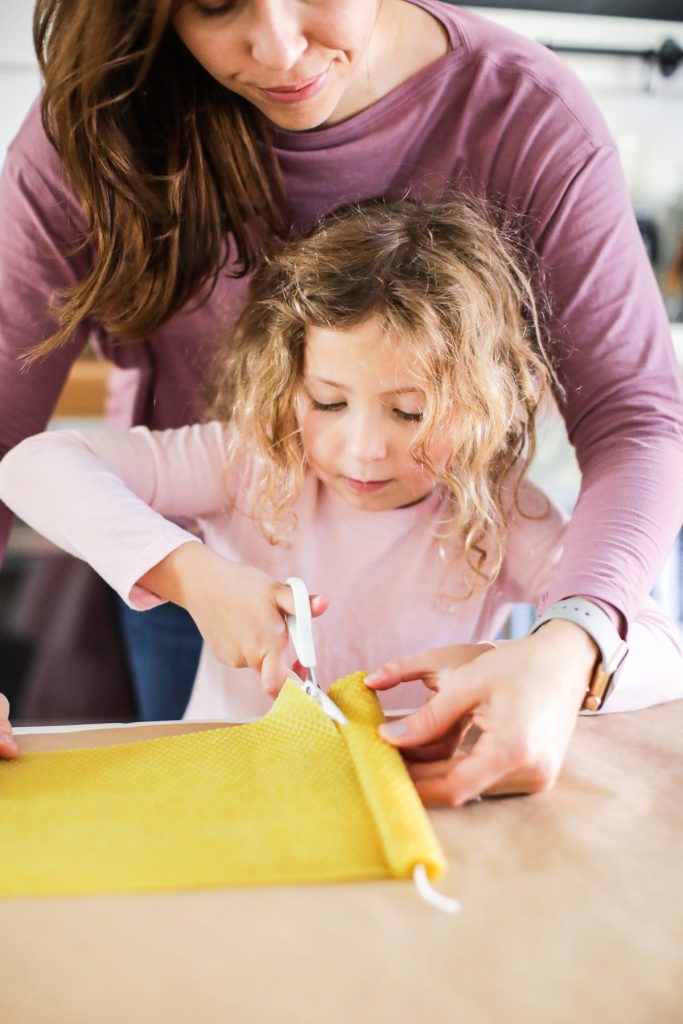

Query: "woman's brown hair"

xmin=211 ymin=195 xmax=555 ymax=589
xmin=30 ymin=0 xmax=285 ymax=361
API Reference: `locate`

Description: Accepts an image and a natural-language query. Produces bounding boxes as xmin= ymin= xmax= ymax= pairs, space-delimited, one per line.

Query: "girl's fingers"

xmin=291 ymin=659 xmax=308 ymax=681
xmin=259 ymin=645 xmax=290 ymax=698
xmin=309 ymin=594 xmax=330 ymax=617
xmin=273 ymin=584 xmax=329 ymax=620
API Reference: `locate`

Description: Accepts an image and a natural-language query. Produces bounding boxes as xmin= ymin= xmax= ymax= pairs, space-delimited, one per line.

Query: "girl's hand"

xmin=139 ymin=544 xmax=329 ymax=698
xmin=365 ymin=622 xmax=595 ymax=806
xmin=0 ymin=694 xmax=19 ymax=759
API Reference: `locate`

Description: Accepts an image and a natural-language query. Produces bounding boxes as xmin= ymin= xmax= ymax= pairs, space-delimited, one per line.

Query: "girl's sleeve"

xmin=500 ymin=480 xmax=683 ymax=713
xmin=0 ymin=422 xmax=235 ymax=610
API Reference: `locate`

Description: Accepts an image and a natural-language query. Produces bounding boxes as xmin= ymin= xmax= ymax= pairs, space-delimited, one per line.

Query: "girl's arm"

xmin=0 ymin=424 xmax=324 ymax=702
xmin=0 ymin=423 xmax=229 ymax=607
xmin=137 ymin=542 xmax=328 ymax=697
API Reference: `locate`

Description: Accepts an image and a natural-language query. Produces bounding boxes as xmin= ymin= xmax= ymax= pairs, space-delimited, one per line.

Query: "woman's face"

xmin=172 ymin=0 xmax=385 ymax=131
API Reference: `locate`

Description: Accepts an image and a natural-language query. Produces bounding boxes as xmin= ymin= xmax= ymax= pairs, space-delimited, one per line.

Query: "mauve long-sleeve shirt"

xmin=1 ymin=0 xmax=682 ymax=631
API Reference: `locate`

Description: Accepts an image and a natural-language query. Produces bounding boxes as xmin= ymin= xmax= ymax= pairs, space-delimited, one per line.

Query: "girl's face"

xmin=172 ymin=0 xmax=385 ymax=131
xmin=297 ymin=318 xmax=448 ymax=511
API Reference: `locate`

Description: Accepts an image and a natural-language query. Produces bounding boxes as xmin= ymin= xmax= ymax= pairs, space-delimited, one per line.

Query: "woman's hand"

xmin=138 ymin=543 xmax=329 ymax=697
xmin=0 ymin=694 xmax=19 ymax=759
xmin=365 ymin=622 xmax=596 ymax=806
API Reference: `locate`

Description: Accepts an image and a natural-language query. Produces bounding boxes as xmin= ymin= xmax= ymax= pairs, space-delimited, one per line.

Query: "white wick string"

xmin=412 ymin=864 xmax=461 ymax=915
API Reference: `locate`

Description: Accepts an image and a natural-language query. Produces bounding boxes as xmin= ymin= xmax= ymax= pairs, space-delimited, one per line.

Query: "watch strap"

xmin=529 ymin=597 xmax=628 ymax=711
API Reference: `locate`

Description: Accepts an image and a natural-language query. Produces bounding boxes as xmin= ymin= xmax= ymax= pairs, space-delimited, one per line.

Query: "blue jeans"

xmin=116 ymin=600 xmax=202 ymax=720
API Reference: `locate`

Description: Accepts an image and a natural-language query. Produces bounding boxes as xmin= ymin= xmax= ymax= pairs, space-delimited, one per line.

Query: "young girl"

xmin=1 ymin=197 xmax=682 ymax=803
xmin=1 ymin=0 xmax=682 ymax=723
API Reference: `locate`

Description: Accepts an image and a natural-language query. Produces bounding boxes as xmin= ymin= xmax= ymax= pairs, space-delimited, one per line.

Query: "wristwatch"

xmin=528 ymin=597 xmax=629 ymax=711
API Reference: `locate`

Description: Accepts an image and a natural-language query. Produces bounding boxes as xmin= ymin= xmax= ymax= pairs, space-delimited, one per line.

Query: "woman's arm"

xmin=0 ymin=102 xmax=95 ymax=561
xmin=529 ymin=142 xmax=683 ymax=630
xmin=365 ymin=481 xmax=683 ymax=805
xmin=366 ymin=598 xmax=683 ymax=806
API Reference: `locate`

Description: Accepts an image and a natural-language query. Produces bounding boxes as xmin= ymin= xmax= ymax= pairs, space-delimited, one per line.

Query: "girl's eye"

xmin=394 ymin=409 xmax=423 ymax=422
xmin=311 ymin=400 xmax=346 ymax=412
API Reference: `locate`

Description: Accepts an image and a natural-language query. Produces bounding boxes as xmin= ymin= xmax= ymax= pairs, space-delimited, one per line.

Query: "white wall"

xmin=467 ymin=7 xmax=683 ymax=267
xmin=0 ymin=0 xmax=40 ymax=158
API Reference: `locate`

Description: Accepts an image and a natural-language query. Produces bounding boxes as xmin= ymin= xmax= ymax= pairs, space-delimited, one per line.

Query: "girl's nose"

xmin=248 ymin=2 xmax=308 ymax=71
xmin=346 ymin=414 xmax=389 ymax=463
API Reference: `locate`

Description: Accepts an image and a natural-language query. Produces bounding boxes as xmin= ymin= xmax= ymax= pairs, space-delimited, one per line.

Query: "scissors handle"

xmin=285 ymin=576 xmax=317 ymax=670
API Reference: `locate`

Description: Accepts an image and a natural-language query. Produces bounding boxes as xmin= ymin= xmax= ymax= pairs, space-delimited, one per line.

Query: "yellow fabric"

xmin=0 ymin=673 xmax=445 ymax=897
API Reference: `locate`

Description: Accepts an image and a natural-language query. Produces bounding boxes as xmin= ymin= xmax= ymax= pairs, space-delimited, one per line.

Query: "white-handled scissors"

xmin=285 ymin=577 xmax=348 ymax=726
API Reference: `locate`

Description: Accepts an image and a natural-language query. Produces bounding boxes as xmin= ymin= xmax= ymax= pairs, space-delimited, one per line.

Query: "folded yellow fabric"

xmin=0 ymin=673 xmax=445 ymax=897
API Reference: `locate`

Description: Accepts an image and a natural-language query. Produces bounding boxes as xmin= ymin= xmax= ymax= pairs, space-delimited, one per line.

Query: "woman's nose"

xmin=248 ymin=1 xmax=308 ymax=71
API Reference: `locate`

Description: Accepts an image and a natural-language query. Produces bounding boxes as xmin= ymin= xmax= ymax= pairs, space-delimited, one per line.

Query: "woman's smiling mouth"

xmin=258 ymin=68 xmax=330 ymax=104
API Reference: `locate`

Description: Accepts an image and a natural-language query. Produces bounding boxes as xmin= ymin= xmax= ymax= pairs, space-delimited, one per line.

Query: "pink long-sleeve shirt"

xmin=1 ymin=0 xmax=682 ymax=633
xmin=0 ymin=423 xmax=681 ymax=721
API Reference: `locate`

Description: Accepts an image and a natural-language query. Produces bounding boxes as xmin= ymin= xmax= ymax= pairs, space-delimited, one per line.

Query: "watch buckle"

xmin=584 ymin=640 xmax=628 ymax=712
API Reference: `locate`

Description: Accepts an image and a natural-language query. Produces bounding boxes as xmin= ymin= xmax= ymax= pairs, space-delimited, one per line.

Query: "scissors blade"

xmin=285 ymin=576 xmax=348 ymax=726
xmin=299 ymin=677 xmax=349 ymax=727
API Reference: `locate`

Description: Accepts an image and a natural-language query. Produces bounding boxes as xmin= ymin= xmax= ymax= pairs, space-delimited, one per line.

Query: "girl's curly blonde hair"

xmin=209 ymin=195 xmax=555 ymax=589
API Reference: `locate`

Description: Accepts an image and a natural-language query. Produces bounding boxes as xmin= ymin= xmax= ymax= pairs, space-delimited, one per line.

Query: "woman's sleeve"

xmin=532 ymin=142 xmax=683 ymax=632
xmin=500 ymin=481 xmax=683 ymax=712
xmin=594 ymin=598 xmax=683 ymax=714
xmin=0 ymin=104 xmax=94 ymax=562
xmin=0 ymin=422 xmax=234 ymax=610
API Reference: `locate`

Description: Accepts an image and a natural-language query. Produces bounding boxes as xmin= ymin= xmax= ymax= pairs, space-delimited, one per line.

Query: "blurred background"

xmin=1 ymin=0 xmax=682 ymax=721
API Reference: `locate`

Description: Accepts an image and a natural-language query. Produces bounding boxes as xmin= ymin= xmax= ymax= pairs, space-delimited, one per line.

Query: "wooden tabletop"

xmin=2 ymin=701 xmax=682 ymax=1024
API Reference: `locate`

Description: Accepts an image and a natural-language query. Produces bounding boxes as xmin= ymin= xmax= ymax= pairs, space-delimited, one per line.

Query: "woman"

xmin=0 ymin=1 xmax=681 ymax=797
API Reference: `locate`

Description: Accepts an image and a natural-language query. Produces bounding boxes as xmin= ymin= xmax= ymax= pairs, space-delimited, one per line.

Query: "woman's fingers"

xmin=408 ymin=728 xmax=556 ymax=806
xmin=378 ymin=671 xmax=483 ymax=748
xmin=365 ymin=643 xmax=490 ymax=691
xmin=365 ymin=653 xmax=439 ymax=691
xmin=412 ymin=731 xmax=514 ymax=806
xmin=400 ymin=717 xmax=468 ymax=763
xmin=0 ymin=694 xmax=19 ymax=759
